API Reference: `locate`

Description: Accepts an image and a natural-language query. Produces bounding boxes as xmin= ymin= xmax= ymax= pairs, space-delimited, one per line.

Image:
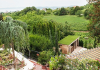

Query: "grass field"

xmin=43 ymin=15 xmax=89 ymax=31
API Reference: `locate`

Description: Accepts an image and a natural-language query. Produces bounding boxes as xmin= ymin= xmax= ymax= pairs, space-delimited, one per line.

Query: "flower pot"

xmin=42 ymin=65 xmax=46 ymax=69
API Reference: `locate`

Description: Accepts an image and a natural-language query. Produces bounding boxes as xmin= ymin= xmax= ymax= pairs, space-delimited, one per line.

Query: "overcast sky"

xmin=0 ymin=0 xmax=88 ymax=12
xmin=0 ymin=0 xmax=88 ymax=8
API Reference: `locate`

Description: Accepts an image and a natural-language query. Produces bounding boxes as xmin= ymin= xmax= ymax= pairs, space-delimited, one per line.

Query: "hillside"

xmin=43 ymin=15 xmax=89 ymax=31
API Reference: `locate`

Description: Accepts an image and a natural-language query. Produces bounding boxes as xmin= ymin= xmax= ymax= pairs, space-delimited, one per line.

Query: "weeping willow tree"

xmin=0 ymin=17 xmax=29 ymax=69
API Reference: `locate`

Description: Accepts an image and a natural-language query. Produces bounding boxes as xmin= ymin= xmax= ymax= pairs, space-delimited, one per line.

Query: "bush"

xmin=29 ymin=34 xmax=52 ymax=52
xmin=75 ymin=10 xmax=82 ymax=17
xmin=38 ymin=50 xmax=54 ymax=65
xmin=49 ymin=54 xmax=99 ymax=70
xmin=49 ymin=54 xmax=66 ymax=70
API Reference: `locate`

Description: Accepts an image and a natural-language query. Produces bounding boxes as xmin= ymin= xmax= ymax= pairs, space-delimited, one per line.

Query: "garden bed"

xmin=0 ymin=48 xmax=25 ymax=70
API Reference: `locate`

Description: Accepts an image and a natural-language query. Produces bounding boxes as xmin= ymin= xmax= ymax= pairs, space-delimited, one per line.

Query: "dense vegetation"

xmin=1 ymin=1 xmax=100 ymax=70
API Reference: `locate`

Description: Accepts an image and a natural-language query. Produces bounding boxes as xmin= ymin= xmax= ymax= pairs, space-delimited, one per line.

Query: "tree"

xmin=70 ymin=7 xmax=75 ymax=15
xmin=80 ymin=6 xmax=84 ymax=10
xmin=74 ymin=6 xmax=80 ymax=13
xmin=39 ymin=10 xmax=46 ymax=15
xmin=75 ymin=10 xmax=82 ymax=17
xmin=0 ymin=13 xmax=3 ymax=21
xmin=70 ymin=6 xmax=80 ymax=15
xmin=84 ymin=9 xmax=89 ymax=17
xmin=0 ymin=16 xmax=29 ymax=69
xmin=88 ymin=1 xmax=100 ymax=42
xmin=53 ymin=9 xmax=60 ymax=15
xmin=46 ymin=10 xmax=52 ymax=14
xmin=59 ymin=7 xmax=67 ymax=15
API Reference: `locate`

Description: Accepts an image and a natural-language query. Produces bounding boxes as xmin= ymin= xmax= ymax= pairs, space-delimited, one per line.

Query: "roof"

xmin=67 ymin=47 xmax=100 ymax=60
xmin=58 ymin=35 xmax=79 ymax=45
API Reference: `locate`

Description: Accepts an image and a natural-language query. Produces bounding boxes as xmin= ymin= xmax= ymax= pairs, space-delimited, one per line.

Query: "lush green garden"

xmin=0 ymin=1 xmax=100 ymax=70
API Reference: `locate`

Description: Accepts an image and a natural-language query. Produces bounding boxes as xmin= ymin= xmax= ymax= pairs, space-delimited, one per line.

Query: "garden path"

xmin=29 ymin=59 xmax=49 ymax=70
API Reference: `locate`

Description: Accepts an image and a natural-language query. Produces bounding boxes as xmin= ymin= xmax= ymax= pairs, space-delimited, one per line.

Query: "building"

xmin=58 ymin=35 xmax=79 ymax=54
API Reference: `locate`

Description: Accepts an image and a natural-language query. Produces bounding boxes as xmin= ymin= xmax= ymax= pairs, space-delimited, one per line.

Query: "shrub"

xmin=29 ymin=34 xmax=52 ymax=52
xmin=49 ymin=54 xmax=66 ymax=70
xmin=38 ymin=50 xmax=54 ymax=65
xmin=75 ymin=10 xmax=82 ymax=17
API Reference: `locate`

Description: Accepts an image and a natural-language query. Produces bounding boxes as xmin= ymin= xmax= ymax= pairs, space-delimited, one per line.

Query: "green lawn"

xmin=58 ymin=35 xmax=79 ymax=45
xmin=43 ymin=15 xmax=89 ymax=31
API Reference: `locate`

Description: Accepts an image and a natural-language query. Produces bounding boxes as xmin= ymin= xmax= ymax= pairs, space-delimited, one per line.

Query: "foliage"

xmin=59 ymin=7 xmax=68 ymax=15
xmin=0 ymin=39 xmax=2 ymax=45
xmin=88 ymin=1 xmax=100 ymax=39
xmin=75 ymin=10 xmax=82 ymax=17
xmin=79 ymin=36 xmax=95 ymax=49
xmin=38 ymin=50 xmax=54 ymax=65
xmin=74 ymin=6 xmax=80 ymax=13
xmin=13 ymin=11 xmax=43 ymax=32
xmin=70 ymin=7 xmax=75 ymax=15
xmin=70 ymin=6 xmax=80 ymax=15
xmin=0 ymin=50 xmax=12 ymax=66
xmin=80 ymin=6 xmax=84 ymax=10
xmin=0 ymin=13 xmax=3 ymax=21
xmin=0 ymin=16 xmax=29 ymax=69
xmin=96 ymin=59 xmax=100 ymax=69
xmin=49 ymin=55 xmax=98 ymax=70
xmin=10 ymin=11 xmax=71 ymax=48
xmin=84 ymin=9 xmax=91 ymax=19
xmin=39 ymin=10 xmax=46 ymax=15
xmin=49 ymin=55 xmax=59 ymax=70
xmin=29 ymin=34 xmax=52 ymax=52
xmin=43 ymin=15 xmax=89 ymax=31
xmin=77 ymin=58 xmax=98 ymax=70
xmin=46 ymin=10 xmax=52 ymax=14
xmin=13 ymin=6 xmax=37 ymax=16
xmin=0 ymin=17 xmax=29 ymax=51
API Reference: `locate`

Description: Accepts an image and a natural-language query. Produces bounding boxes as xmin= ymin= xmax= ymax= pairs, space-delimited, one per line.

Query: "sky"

xmin=0 ymin=0 xmax=88 ymax=12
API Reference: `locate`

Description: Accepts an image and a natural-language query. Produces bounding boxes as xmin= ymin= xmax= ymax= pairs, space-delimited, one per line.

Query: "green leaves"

xmin=0 ymin=16 xmax=29 ymax=52
xmin=29 ymin=34 xmax=52 ymax=51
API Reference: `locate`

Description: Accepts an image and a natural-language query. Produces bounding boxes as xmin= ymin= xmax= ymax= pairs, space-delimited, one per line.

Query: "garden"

xmin=0 ymin=46 xmax=25 ymax=70
xmin=0 ymin=1 xmax=100 ymax=70
xmin=37 ymin=50 xmax=100 ymax=70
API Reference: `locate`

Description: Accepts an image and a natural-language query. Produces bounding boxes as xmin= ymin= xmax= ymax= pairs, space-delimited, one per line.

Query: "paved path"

xmin=29 ymin=60 xmax=49 ymax=70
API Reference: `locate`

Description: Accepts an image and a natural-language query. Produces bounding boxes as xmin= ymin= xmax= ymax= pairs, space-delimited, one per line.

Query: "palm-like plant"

xmin=0 ymin=17 xmax=29 ymax=69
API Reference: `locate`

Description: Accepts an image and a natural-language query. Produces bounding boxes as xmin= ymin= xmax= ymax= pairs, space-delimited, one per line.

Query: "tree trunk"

xmin=11 ymin=41 xmax=16 ymax=69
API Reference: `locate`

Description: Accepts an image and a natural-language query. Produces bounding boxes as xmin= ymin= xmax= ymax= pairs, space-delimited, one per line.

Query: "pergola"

xmin=67 ymin=47 xmax=100 ymax=60
xmin=58 ymin=35 xmax=79 ymax=54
